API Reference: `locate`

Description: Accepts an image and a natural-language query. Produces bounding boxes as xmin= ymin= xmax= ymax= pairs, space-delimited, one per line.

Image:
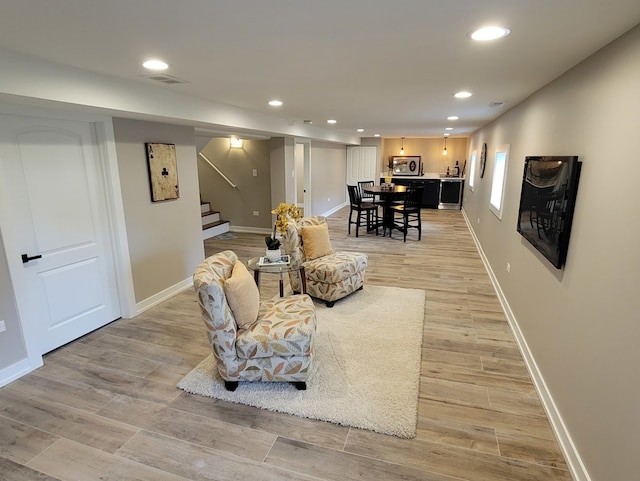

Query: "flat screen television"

xmin=516 ymin=156 xmax=582 ymax=269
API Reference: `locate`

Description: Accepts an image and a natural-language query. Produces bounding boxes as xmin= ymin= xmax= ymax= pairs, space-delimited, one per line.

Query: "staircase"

xmin=201 ymin=201 xmax=230 ymax=240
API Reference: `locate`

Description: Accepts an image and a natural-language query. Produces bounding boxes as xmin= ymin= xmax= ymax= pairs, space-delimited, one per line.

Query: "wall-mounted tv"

xmin=516 ymin=156 xmax=582 ymax=269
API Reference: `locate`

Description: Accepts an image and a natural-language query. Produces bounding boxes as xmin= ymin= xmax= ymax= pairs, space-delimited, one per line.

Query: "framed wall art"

xmin=391 ymin=156 xmax=421 ymax=176
xmin=479 ymin=143 xmax=487 ymax=178
xmin=145 ymin=142 xmax=179 ymax=202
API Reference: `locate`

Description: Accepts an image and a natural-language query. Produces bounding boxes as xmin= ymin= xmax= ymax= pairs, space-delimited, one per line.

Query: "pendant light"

xmin=400 ymin=137 xmax=405 ymax=155
xmin=443 ymin=136 xmax=448 ymax=156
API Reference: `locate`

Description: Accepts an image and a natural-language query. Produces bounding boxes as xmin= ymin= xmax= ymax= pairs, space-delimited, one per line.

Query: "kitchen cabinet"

xmin=382 ymin=176 xmax=464 ymax=209
xmin=381 ymin=178 xmax=440 ymax=208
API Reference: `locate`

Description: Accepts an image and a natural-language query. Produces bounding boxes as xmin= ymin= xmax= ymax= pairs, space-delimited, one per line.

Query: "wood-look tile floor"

xmin=0 ymin=207 xmax=573 ymax=481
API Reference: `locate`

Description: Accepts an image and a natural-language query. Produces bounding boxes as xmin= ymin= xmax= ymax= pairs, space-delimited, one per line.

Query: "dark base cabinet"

xmin=382 ymin=177 xmax=464 ymax=209
xmin=382 ymin=178 xmax=441 ymax=208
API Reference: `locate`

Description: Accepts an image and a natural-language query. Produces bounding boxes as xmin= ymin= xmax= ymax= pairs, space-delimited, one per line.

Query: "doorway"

xmin=0 ymin=113 xmax=122 ymax=356
xmin=295 ymin=140 xmax=311 ymax=215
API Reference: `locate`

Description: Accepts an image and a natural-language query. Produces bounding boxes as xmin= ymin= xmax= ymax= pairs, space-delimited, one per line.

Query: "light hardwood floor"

xmin=0 ymin=206 xmax=573 ymax=481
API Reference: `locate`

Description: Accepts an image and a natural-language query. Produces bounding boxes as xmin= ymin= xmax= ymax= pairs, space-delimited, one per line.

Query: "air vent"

xmin=303 ymin=120 xmax=313 ymax=124
xmin=489 ymin=101 xmax=505 ymax=108
xmin=142 ymin=74 xmax=189 ymax=85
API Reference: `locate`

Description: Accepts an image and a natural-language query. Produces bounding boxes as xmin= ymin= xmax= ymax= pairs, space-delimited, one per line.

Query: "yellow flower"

xmin=266 ymin=203 xmax=301 ymax=249
xmin=271 ymin=203 xmax=301 ymax=236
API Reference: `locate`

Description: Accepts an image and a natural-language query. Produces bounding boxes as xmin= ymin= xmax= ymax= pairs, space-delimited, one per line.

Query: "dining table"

xmin=362 ymin=184 xmax=407 ymax=236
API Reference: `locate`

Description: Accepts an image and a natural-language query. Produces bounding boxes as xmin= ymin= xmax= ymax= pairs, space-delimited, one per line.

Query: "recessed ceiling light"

xmin=327 ymin=119 xmax=337 ymax=124
xmin=444 ymin=133 xmax=451 ymax=137
xmin=470 ymin=26 xmax=511 ymax=41
xmin=374 ymin=134 xmax=381 ymax=137
xmin=445 ymin=127 xmax=453 ymax=131
xmin=143 ymin=59 xmax=169 ymax=70
xmin=356 ymin=128 xmax=364 ymax=132
xmin=447 ymin=116 xmax=459 ymax=121
xmin=268 ymin=100 xmax=283 ymax=107
xmin=454 ymin=91 xmax=473 ymax=99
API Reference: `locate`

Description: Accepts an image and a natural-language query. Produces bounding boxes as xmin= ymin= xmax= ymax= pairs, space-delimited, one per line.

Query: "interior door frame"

xmin=295 ymin=138 xmax=312 ymax=215
xmin=0 ymin=105 xmax=135 ymax=372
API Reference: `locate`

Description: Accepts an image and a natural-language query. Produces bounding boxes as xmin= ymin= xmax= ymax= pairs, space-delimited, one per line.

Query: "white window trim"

xmin=489 ymin=144 xmax=510 ymax=220
xmin=468 ymin=150 xmax=477 ymax=191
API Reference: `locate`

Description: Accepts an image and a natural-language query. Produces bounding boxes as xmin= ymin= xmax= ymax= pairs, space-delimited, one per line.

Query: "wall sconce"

xmin=230 ymin=137 xmax=243 ymax=149
xmin=400 ymin=137 xmax=405 ymax=155
xmin=442 ymin=136 xmax=448 ymax=156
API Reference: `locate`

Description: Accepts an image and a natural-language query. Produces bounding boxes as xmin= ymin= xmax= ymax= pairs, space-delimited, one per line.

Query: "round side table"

xmin=247 ymin=257 xmax=307 ymax=297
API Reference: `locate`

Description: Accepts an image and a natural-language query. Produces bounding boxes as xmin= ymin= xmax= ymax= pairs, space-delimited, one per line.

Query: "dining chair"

xmin=389 ymin=186 xmax=423 ymax=242
xmin=347 ymin=184 xmax=379 ymax=237
xmin=358 ymin=180 xmax=385 ymax=207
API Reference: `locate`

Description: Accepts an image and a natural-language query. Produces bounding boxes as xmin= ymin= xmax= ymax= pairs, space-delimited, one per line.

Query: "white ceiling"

xmin=1 ymin=0 xmax=639 ymax=139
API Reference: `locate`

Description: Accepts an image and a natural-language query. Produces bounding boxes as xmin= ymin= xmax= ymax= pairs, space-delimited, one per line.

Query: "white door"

xmin=346 ymin=146 xmax=378 ymax=186
xmin=0 ymin=114 xmax=120 ymax=354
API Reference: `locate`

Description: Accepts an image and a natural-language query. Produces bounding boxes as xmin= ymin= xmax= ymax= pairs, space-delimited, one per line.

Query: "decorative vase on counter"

xmin=265 ymin=248 xmax=282 ymax=261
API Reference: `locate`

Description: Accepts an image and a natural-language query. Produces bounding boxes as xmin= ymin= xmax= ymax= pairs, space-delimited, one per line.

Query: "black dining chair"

xmin=357 ymin=180 xmax=385 ymax=208
xmin=389 ymin=186 xmax=423 ymax=242
xmin=347 ymin=184 xmax=379 ymax=237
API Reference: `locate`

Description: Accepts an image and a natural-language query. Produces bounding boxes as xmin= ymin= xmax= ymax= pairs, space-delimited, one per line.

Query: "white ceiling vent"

xmin=489 ymin=101 xmax=505 ymax=108
xmin=142 ymin=74 xmax=189 ymax=85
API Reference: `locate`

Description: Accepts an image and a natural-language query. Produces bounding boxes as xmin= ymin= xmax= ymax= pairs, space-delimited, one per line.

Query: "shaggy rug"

xmin=177 ymin=285 xmax=425 ymax=438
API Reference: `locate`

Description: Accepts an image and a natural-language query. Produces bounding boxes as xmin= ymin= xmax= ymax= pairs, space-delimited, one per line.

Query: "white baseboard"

xmin=133 ymin=277 xmax=193 ymax=317
xmin=321 ymin=201 xmax=348 ymax=218
xmin=0 ymin=357 xmax=42 ymax=388
xmin=228 ymin=205 xmax=348 ymax=235
xmin=202 ymin=222 xmax=229 ymax=240
xmin=461 ymin=209 xmax=590 ymax=481
xmin=230 ymin=226 xmax=272 ymax=235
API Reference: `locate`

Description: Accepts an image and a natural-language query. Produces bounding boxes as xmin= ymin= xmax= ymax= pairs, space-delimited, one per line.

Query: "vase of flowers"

xmin=385 ymin=158 xmax=394 ymax=187
xmin=265 ymin=202 xmax=302 ymax=259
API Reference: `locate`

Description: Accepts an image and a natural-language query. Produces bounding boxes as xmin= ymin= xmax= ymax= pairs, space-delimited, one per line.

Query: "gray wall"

xmin=463 ymin=25 xmax=640 ymax=481
xmin=0 ymin=227 xmax=27 ymax=372
xmin=112 ymin=118 xmax=204 ymax=303
xmin=309 ymin=141 xmax=348 ymax=214
xmin=196 ymin=138 xmax=349 ymax=228
xmin=199 ymin=137 xmax=272 ymax=231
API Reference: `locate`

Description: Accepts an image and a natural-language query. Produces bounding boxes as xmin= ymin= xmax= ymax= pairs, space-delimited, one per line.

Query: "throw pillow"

xmin=223 ymin=260 xmax=260 ymax=329
xmin=301 ymin=222 xmax=334 ymax=260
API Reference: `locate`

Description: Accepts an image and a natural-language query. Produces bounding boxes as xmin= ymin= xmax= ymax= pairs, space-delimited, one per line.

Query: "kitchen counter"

xmin=380 ymin=173 xmax=465 ymax=180
xmin=379 ymin=174 xmax=464 ymax=209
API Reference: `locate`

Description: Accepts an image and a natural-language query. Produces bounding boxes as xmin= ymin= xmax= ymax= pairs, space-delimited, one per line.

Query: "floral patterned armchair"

xmin=193 ymin=250 xmax=317 ymax=391
xmin=281 ymin=216 xmax=368 ymax=307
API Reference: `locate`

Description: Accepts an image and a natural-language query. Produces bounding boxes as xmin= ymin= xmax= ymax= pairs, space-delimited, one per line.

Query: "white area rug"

xmin=177 ymin=285 xmax=425 ymax=438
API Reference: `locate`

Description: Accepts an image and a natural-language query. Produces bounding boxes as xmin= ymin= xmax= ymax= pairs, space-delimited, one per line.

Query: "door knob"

xmin=21 ymin=253 xmax=42 ymax=264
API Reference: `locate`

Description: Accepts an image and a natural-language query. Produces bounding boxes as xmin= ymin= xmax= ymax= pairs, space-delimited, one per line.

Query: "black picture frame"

xmin=479 ymin=143 xmax=487 ymax=178
xmin=391 ymin=156 xmax=421 ymax=176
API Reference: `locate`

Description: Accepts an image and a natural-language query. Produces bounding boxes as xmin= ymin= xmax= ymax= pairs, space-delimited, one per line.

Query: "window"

xmin=489 ymin=144 xmax=510 ymax=219
xmin=468 ymin=151 xmax=477 ymax=191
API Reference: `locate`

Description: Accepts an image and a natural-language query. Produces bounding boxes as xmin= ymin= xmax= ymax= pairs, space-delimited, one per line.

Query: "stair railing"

xmin=198 ymin=152 xmax=237 ymax=189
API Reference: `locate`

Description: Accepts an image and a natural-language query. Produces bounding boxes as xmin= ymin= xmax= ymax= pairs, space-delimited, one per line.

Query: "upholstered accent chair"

xmin=281 ymin=216 xmax=368 ymax=307
xmin=193 ymin=250 xmax=317 ymax=391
